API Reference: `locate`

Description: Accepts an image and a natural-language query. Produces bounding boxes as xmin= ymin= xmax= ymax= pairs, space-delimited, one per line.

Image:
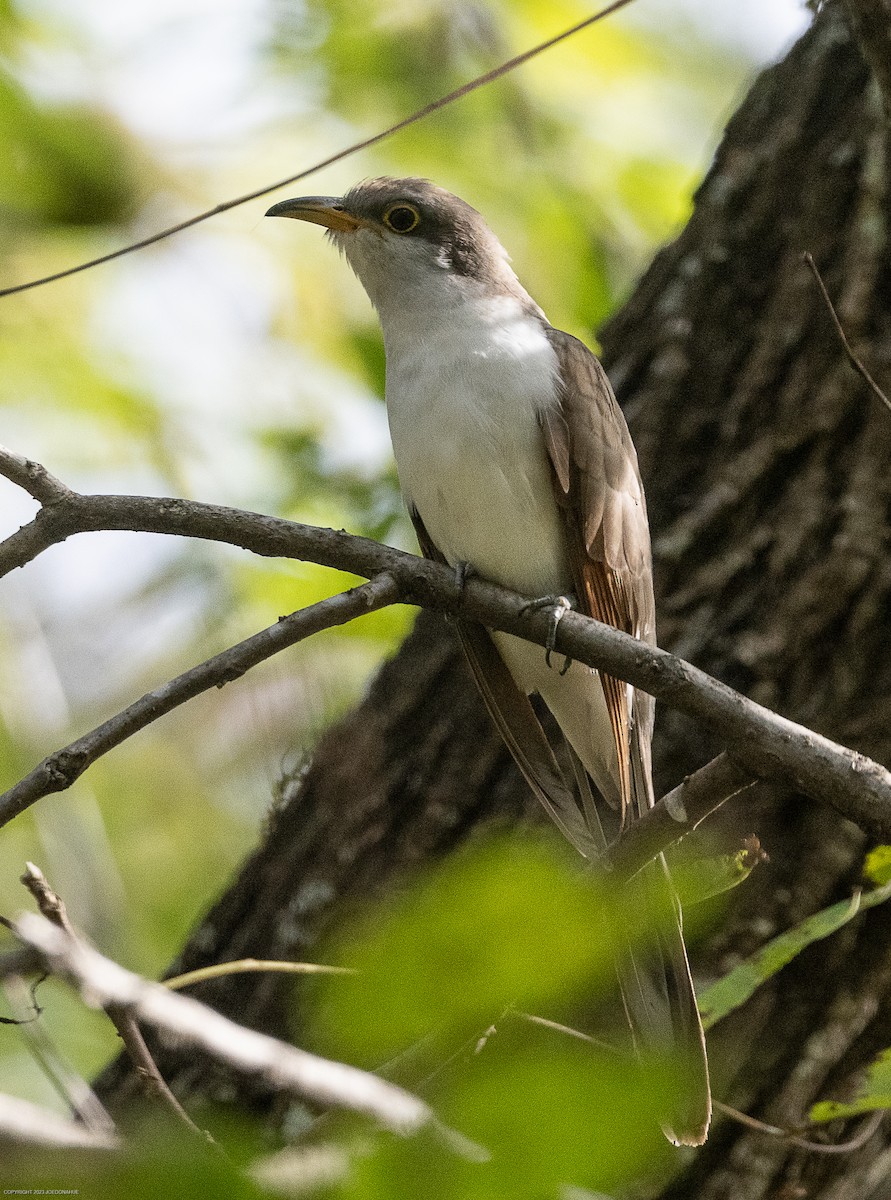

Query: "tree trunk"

xmin=96 ymin=3 xmax=891 ymax=1194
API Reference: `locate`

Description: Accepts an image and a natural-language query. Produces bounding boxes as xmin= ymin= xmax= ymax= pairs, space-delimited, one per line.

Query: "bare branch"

xmin=0 ymin=575 xmax=399 ymax=827
xmin=0 ymin=1092 xmax=118 ymax=1150
xmin=803 ymin=253 xmax=891 ymax=415
xmin=713 ymin=1101 xmax=886 ymax=1157
xmin=610 ymin=754 xmax=758 ymax=881
xmin=21 ymin=861 xmax=77 ymax=934
xmin=1 ymin=472 xmax=891 ymax=840
xmin=2 ymin=973 xmax=115 ymax=1137
xmin=3 ymin=452 xmax=891 ymax=851
xmin=165 ymin=959 xmax=356 ymax=991
xmin=8 ymin=913 xmax=433 ymax=1136
xmin=2 ymin=476 xmax=889 ymax=840
xmin=0 ymin=490 xmax=400 ymax=581
xmin=0 ymin=0 xmax=635 ymax=300
xmin=0 ymin=445 xmax=75 ymax=506
xmin=20 ymin=862 xmax=208 ymax=1140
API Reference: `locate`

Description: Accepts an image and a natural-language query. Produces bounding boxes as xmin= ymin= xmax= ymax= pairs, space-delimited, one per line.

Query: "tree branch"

xmin=2 ymin=456 xmax=891 ymax=847
xmin=0 ymin=445 xmax=75 ymax=506
xmin=0 ymin=1092 xmax=118 ymax=1150
xmin=0 ymin=575 xmax=399 ymax=828
xmin=609 ymin=754 xmax=758 ymax=882
xmin=5 ymin=913 xmax=434 ymax=1136
xmin=20 ymin=863 xmax=207 ymax=1141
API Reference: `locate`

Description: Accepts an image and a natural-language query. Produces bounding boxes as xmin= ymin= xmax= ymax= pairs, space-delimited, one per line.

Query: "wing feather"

xmin=540 ymin=328 xmax=656 ymax=822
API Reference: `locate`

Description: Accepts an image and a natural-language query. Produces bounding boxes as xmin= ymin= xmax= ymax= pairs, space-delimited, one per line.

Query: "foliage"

xmin=0 ymin=0 xmax=797 ymax=1187
xmin=699 ymin=875 xmax=891 ymax=1033
xmin=801 ymin=845 xmax=891 ymax=1125
xmin=3 ymin=834 xmax=689 ymax=1197
xmin=809 ymin=1047 xmax=891 ymax=1125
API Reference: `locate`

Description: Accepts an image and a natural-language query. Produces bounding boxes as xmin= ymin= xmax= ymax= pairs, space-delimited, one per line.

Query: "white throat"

xmin=336 ymin=225 xmax=542 ymax=345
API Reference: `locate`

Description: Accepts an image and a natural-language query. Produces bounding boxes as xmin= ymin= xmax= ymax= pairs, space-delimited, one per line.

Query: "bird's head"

xmin=266 ymin=177 xmax=533 ymax=326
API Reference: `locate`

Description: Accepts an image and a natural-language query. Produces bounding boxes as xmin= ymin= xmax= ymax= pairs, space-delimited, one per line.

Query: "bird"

xmin=266 ymin=177 xmax=711 ymax=1145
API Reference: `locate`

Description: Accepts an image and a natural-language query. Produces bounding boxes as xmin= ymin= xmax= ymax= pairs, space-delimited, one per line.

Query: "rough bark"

xmin=97 ymin=3 xmax=891 ymax=1194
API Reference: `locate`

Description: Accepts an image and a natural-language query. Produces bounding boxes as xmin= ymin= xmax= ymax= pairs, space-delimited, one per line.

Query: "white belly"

xmin=385 ymin=303 xmax=570 ymax=597
xmin=383 ymin=299 xmax=620 ymax=804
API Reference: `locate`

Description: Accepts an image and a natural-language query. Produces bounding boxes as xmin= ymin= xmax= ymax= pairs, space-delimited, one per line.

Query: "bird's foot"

xmin=444 ymin=561 xmax=474 ymax=627
xmin=520 ymin=594 xmax=576 ymax=674
xmin=454 ymin=561 xmax=474 ymax=592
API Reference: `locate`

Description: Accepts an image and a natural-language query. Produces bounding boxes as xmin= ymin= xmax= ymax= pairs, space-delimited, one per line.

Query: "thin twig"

xmin=106 ymin=1002 xmax=214 ymax=1141
xmin=714 ymin=1100 xmax=885 ymax=1155
xmin=0 ymin=1092 xmax=118 ymax=1150
xmin=20 ymin=863 xmax=207 ymax=1141
xmin=21 ymin=862 xmax=77 ymax=935
xmin=165 ymin=958 xmax=356 ymax=991
xmin=2 ymin=973 xmax=115 ymax=1136
xmin=515 ymin=1011 xmax=622 ymax=1055
xmin=803 ymin=252 xmax=891 ymax=415
xmin=0 ymin=0 xmax=636 ymax=300
xmin=0 ymin=575 xmax=399 ymax=826
xmin=7 ymin=912 xmax=433 ymax=1135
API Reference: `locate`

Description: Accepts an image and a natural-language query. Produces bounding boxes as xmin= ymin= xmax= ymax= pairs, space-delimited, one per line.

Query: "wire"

xmin=0 ymin=0 xmax=636 ymax=299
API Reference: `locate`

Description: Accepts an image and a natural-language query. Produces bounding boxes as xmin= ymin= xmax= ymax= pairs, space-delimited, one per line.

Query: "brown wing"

xmin=540 ymin=328 xmax=656 ymax=822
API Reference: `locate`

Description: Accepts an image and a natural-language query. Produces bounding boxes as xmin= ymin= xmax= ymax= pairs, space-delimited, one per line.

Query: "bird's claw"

xmin=444 ymin=562 xmax=474 ymax=626
xmin=454 ymin=561 xmax=473 ymax=592
xmin=520 ymin=594 xmax=575 ymax=673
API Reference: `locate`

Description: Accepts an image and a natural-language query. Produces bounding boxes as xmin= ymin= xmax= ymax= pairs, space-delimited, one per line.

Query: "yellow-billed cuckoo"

xmin=267 ymin=177 xmax=710 ymax=1145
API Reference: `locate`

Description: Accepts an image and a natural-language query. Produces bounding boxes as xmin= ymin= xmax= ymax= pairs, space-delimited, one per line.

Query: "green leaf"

xmin=0 ymin=69 xmax=140 ymax=226
xmin=864 ymin=846 xmax=891 ymax=886
xmin=314 ymin=835 xmax=630 ymax=1065
xmin=346 ymin=1033 xmax=677 ymax=1199
xmin=699 ymin=881 xmax=891 ymax=1031
xmin=673 ymin=839 xmax=766 ymax=907
xmin=1 ymin=1125 xmax=265 ymax=1199
xmin=810 ymin=1048 xmax=891 ymax=1124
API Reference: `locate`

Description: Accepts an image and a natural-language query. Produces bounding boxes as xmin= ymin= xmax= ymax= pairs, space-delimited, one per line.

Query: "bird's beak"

xmin=265 ymin=196 xmax=364 ymax=232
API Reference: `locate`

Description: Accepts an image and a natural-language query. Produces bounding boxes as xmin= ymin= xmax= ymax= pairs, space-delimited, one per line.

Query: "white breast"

xmin=384 ymin=294 xmax=571 ymax=598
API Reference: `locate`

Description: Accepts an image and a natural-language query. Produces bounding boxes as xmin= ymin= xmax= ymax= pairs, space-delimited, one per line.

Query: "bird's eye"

xmin=383 ymin=204 xmax=421 ymax=234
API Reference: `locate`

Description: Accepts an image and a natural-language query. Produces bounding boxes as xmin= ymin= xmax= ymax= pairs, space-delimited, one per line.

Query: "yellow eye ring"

xmin=383 ymin=203 xmax=421 ymax=234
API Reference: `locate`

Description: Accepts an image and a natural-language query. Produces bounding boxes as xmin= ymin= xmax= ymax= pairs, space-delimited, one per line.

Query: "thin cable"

xmin=0 ymin=0 xmax=636 ymax=299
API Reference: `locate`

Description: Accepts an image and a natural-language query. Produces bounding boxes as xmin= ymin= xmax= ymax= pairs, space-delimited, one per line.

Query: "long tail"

xmin=619 ymin=712 xmax=711 ymax=1146
xmin=617 ymin=855 xmax=712 ymax=1146
xmin=450 ymin=620 xmax=711 ymax=1143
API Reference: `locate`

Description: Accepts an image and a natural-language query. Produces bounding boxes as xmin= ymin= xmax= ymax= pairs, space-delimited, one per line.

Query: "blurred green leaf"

xmin=0 ymin=70 xmax=140 ymax=226
xmin=342 ymin=1025 xmax=678 ymax=1200
xmin=810 ymin=1047 xmax=891 ymax=1124
xmin=863 ymin=845 xmax=891 ymax=886
xmin=674 ymin=839 xmax=766 ymax=908
xmin=2 ymin=1125 xmax=265 ymax=1199
xmin=699 ymin=881 xmax=891 ymax=1032
xmin=315 ymin=835 xmax=622 ymax=1064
